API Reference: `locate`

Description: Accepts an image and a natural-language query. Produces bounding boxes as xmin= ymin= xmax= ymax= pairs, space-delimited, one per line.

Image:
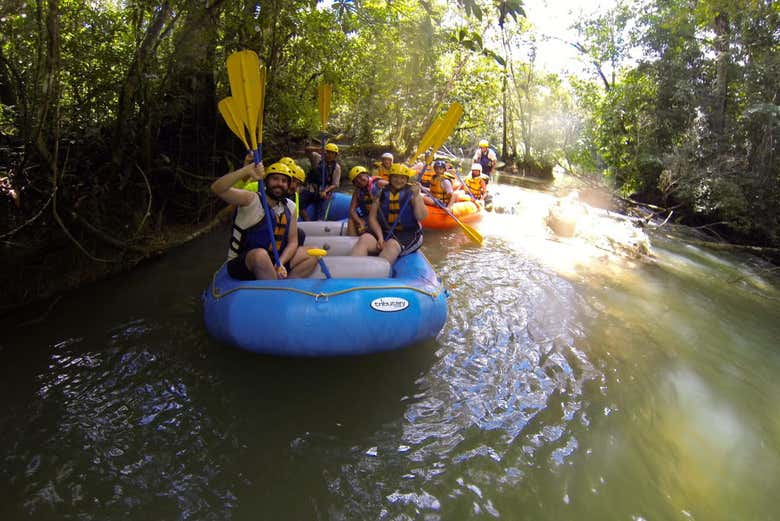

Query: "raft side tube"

xmin=298 ymin=220 xmax=348 ymax=236
xmin=309 ymin=256 xmax=391 ymax=279
xmin=303 ymin=236 xmax=359 ymax=255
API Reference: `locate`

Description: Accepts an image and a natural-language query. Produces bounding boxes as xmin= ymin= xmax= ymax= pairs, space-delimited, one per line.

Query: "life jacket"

xmin=230 ymin=195 xmax=291 ymax=257
xmin=306 ymin=159 xmax=337 ymax=190
xmin=420 ymin=165 xmax=435 ymax=187
xmin=464 ymin=175 xmax=486 ymax=200
xmin=428 ymin=174 xmax=451 ymax=204
xmin=355 ymin=177 xmax=379 ymax=217
xmin=378 ymin=186 xmax=419 ymax=232
xmin=476 ymin=148 xmax=495 ymax=173
xmin=375 ymin=165 xmax=391 ymax=182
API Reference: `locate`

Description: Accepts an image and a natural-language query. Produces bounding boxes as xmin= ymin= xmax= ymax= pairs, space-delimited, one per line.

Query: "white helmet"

xmin=381 ymin=152 xmax=394 ymax=160
xmin=471 ymin=163 xmax=483 ymax=172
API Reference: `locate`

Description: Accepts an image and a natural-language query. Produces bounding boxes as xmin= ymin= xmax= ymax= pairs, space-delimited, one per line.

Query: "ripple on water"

xmin=321 ymin=239 xmax=601 ymax=519
xmin=1 ymin=319 xmax=239 ymax=520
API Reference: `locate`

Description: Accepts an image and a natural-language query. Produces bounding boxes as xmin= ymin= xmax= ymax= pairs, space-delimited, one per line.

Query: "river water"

xmin=1 ymin=182 xmax=779 ymax=520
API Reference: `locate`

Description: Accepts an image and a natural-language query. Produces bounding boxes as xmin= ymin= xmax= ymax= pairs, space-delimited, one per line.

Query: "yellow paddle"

xmin=317 ymin=84 xmax=332 ymax=132
xmin=226 ymin=50 xmax=262 ymax=155
xmin=307 ymin=248 xmax=332 ymax=278
xmin=423 ymin=102 xmax=482 ymax=245
xmin=414 ymin=116 xmax=442 ymax=160
xmin=225 ymin=50 xmax=281 ymax=267
xmin=315 ymin=83 xmax=333 ymax=216
xmin=431 ymin=102 xmax=464 ymax=152
xmin=218 ymin=97 xmax=250 ymax=151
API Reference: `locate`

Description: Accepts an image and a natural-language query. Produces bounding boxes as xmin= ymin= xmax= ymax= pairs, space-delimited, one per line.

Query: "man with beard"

xmin=211 ymin=161 xmax=317 ymax=280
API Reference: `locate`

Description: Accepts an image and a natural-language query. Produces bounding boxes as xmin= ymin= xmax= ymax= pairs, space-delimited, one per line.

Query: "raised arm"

xmin=211 ymin=162 xmax=265 ymax=207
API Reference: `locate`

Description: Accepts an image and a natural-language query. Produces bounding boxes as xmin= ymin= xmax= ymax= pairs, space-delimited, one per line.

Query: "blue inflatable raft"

xmin=202 ymin=224 xmax=448 ymax=356
xmin=301 ymin=191 xmax=350 ymax=221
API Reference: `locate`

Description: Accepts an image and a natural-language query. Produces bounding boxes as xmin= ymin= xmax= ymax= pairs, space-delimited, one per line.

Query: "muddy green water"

xmin=1 ymin=184 xmax=778 ymax=520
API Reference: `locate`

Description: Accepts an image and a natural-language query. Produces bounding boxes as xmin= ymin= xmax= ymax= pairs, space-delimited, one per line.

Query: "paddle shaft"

xmin=452 ymin=169 xmax=478 ymax=202
xmin=226 ymin=50 xmax=281 ymax=268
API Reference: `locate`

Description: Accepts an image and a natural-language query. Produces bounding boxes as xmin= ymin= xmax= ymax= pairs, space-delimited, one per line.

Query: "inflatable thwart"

xmin=202 ymin=221 xmax=448 ymax=356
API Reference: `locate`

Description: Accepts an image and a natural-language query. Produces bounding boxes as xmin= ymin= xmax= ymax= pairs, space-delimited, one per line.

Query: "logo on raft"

xmin=370 ymin=297 xmax=409 ymax=312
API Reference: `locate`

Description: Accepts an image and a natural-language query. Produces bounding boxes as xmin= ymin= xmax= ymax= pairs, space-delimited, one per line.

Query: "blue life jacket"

xmin=378 ymin=186 xmax=418 ymax=232
xmin=477 ymin=148 xmax=495 ymax=173
xmin=230 ymin=196 xmax=291 ymax=257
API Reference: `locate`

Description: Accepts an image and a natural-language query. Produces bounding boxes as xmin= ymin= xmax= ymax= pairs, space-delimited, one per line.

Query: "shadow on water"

xmin=0 ymin=227 xmax=438 ymax=520
xmin=0 ymin=306 xmax=438 ymax=520
xmin=2 ymin=194 xmax=780 ymax=520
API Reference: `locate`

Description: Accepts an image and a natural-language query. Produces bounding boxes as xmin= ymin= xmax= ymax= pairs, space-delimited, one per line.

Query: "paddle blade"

xmin=227 ymin=50 xmax=262 ymax=150
xmin=459 ymin=220 xmax=484 ymax=245
xmin=317 ymin=83 xmax=332 ymax=131
xmin=414 ymin=117 xmax=442 ymax=159
xmin=431 ymin=102 xmax=464 ymax=152
xmin=218 ymin=97 xmax=250 ymax=150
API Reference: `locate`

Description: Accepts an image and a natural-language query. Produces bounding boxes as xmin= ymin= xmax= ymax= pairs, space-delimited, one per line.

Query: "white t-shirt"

xmin=473 ymin=147 xmax=498 ymax=163
xmin=227 ymin=195 xmax=297 ymax=260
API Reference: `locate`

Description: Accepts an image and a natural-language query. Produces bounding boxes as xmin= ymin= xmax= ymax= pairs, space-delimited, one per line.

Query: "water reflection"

xmin=1 ymin=184 xmax=779 ymax=520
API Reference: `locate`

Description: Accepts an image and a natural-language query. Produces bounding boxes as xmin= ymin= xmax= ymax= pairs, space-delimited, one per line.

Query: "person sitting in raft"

xmin=350 ymin=164 xmax=427 ymax=264
xmin=373 ymin=152 xmax=394 ymax=182
xmin=421 ymin=159 xmax=455 ymax=209
xmin=464 ymin=162 xmax=488 ymax=201
xmin=472 ymin=139 xmax=497 ymax=182
xmin=346 ymin=165 xmax=387 ymax=236
xmin=301 ymin=142 xmax=342 ymax=219
xmin=211 ymin=161 xmax=317 ymax=280
xmin=234 ymin=155 xmax=311 ymax=240
xmin=277 ymin=157 xmax=310 ymax=221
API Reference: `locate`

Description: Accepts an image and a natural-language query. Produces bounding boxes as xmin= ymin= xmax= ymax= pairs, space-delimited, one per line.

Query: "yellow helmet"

xmin=279 ymin=156 xmax=297 ymax=168
xmin=390 ymin=163 xmax=417 ymax=179
xmin=264 ymin=162 xmax=293 ymax=180
xmin=389 ymin=163 xmax=406 ymax=177
xmin=479 ymin=139 xmax=489 ymax=147
xmin=324 ymin=143 xmax=339 ymax=153
xmin=349 ymin=165 xmax=368 ymax=182
xmin=290 ymin=164 xmax=306 ymax=183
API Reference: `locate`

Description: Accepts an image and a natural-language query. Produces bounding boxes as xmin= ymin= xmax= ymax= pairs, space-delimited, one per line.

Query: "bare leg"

xmin=379 ymin=239 xmax=402 ymax=265
xmin=288 ymin=248 xmax=318 ymax=278
xmin=245 ymin=248 xmax=276 ymax=280
xmin=351 ymin=233 xmax=379 ymax=256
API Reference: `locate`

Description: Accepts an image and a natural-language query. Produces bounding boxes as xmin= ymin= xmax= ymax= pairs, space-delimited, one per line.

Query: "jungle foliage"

xmin=0 ymin=0 xmax=778 ymax=310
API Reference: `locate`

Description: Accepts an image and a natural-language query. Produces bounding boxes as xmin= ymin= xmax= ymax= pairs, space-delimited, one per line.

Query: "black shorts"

xmin=385 ymin=228 xmax=423 ymax=257
xmin=227 ymin=251 xmax=291 ymax=280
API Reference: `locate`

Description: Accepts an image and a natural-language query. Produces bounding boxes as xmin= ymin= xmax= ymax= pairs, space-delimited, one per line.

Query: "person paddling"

xmin=211 ymin=161 xmax=317 ymax=280
xmin=472 ymin=139 xmax=497 ymax=181
xmin=464 ymin=163 xmax=488 ymax=200
xmin=350 ymin=164 xmax=427 ymax=265
xmin=421 ymin=159 xmax=455 ymax=209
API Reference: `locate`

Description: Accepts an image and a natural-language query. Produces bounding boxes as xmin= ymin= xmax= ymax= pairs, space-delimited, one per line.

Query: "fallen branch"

xmin=0 ymin=189 xmax=55 ymax=239
xmin=132 ymin=163 xmax=153 ymax=238
xmin=665 ymin=235 xmax=780 ymax=256
xmin=71 ymin=211 xmax=149 ymax=254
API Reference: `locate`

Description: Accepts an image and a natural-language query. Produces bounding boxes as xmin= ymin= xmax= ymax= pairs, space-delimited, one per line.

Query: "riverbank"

xmin=0 ymin=208 xmax=232 ymax=320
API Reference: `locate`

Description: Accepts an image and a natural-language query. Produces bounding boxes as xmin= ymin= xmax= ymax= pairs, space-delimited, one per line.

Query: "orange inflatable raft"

xmin=422 ymin=191 xmax=484 ymax=230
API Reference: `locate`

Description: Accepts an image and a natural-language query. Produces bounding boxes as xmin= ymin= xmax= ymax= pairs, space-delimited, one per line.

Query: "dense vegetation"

xmin=1 ymin=0 xmax=778 ymax=310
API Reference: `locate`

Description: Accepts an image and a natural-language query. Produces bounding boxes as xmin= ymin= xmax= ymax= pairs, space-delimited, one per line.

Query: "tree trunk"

xmin=711 ymin=11 xmax=730 ymax=144
xmin=112 ymin=3 xmax=174 ymax=170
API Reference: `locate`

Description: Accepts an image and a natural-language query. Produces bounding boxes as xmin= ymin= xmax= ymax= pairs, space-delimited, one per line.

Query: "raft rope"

xmin=209 ymin=263 xmax=444 ymax=300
